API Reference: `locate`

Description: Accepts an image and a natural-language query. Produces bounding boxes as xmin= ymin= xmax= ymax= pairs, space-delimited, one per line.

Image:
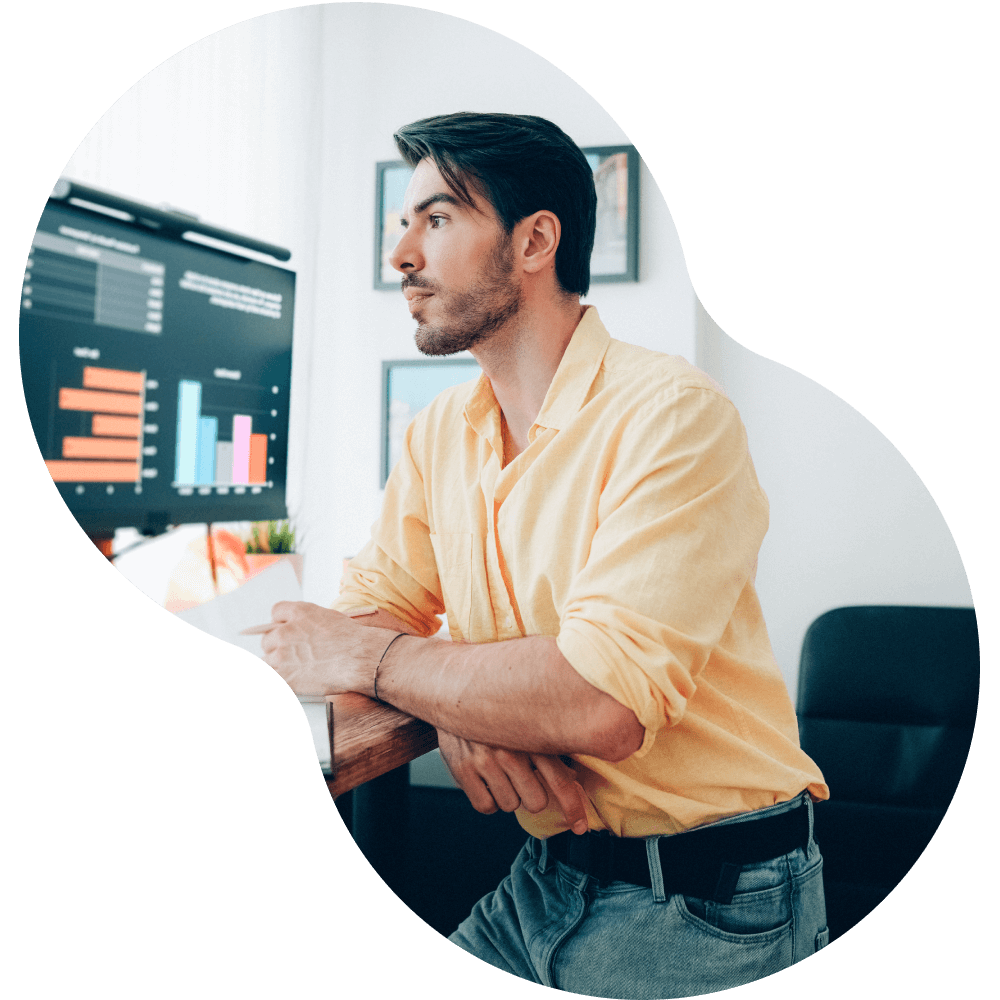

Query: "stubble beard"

xmin=411 ymin=233 xmax=522 ymax=357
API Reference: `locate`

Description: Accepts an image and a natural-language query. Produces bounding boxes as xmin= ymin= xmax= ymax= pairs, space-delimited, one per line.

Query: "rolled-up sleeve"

xmin=556 ymin=386 xmax=769 ymax=758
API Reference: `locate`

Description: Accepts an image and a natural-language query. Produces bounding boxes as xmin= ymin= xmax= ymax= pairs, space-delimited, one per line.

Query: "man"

xmin=261 ymin=112 xmax=829 ymax=998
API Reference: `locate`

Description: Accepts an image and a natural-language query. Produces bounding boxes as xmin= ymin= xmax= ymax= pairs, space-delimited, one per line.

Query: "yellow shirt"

xmin=334 ymin=307 xmax=828 ymax=838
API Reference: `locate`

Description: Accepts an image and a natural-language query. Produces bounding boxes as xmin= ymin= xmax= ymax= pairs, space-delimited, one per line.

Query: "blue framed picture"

xmin=380 ymin=358 xmax=482 ymax=486
xmin=374 ymin=161 xmax=414 ymax=289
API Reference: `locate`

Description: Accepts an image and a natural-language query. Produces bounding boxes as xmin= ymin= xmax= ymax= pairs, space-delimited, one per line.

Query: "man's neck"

xmin=472 ymin=297 xmax=586 ymax=459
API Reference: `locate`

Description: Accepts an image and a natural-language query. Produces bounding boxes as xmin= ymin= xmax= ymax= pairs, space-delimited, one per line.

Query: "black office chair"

xmin=796 ymin=605 xmax=978 ymax=942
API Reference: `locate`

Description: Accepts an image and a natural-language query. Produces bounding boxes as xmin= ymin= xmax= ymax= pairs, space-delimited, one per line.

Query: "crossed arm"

xmin=260 ymin=601 xmax=644 ymax=832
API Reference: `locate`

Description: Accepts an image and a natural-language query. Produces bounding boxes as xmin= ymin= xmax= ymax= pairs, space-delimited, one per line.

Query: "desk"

xmin=320 ymin=692 xmax=438 ymax=798
xmin=305 ymin=693 xmax=437 ymax=885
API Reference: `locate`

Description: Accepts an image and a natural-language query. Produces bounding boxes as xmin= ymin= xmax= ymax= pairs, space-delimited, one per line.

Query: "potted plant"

xmin=244 ymin=520 xmax=303 ymax=586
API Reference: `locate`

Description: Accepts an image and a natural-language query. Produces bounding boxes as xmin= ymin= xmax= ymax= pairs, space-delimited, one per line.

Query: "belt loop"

xmin=805 ymin=794 xmax=816 ymax=848
xmin=645 ymin=837 xmax=667 ymax=903
xmin=538 ymin=837 xmax=550 ymax=874
xmin=712 ymin=863 xmax=742 ymax=904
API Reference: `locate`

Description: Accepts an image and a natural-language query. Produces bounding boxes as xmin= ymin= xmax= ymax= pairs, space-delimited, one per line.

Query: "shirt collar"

xmin=463 ymin=306 xmax=610 ymax=438
xmin=533 ymin=306 xmax=609 ymax=431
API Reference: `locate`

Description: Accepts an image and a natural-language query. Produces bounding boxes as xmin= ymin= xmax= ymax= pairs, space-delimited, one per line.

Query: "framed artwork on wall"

xmin=374 ymin=160 xmax=415 ymax=289
xmin=380 ymin=357 xmax=482 ymax=487
xmin=373 ymin=145 xmax=640 ymax=288
xmin=583 ymin=145 xmax=640 ymax=283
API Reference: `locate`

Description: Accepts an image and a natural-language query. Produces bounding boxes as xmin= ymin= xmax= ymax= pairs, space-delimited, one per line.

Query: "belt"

xmin=543 ymin=802 xmax=810 ymax=904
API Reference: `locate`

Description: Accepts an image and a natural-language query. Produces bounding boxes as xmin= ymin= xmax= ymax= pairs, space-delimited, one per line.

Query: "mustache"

xmin=401 ymin=275 xmax=435 ymax=293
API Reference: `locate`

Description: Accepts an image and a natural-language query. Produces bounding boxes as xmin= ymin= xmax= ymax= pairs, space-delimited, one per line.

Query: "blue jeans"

xmin=449 ymin=793 xmax=829 ymax=998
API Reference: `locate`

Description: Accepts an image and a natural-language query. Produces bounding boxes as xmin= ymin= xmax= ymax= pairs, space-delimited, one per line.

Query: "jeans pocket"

xmin=676 ymin=883 xmax=793 ymax=941
xmin=815 ymin=927 xmax=830 ymax=951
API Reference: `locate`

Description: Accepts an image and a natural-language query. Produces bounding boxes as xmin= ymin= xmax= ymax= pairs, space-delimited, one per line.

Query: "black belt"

xmin=543 ymin=802 xmax=809 ymax=904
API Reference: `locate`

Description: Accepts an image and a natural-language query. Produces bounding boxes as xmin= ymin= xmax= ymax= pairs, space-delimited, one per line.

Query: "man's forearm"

xmin=264 ymin=601 xmax=644 ymax=762
xmin=374 ymin=630 xmax=643 ymax=761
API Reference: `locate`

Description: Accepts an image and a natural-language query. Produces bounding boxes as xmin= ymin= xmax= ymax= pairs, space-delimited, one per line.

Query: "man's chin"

xmin=414 ymin=324 xmax=478 ymax=356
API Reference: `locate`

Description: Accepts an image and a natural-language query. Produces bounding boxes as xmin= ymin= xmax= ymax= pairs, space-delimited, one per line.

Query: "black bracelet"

xmin=373 ymin=632 xmax=407 ymax=704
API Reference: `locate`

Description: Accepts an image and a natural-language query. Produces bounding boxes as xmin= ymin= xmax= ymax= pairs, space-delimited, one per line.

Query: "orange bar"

xmin=59 ymin=387 xmax=142 ymax=415
xmin=63 ymin=437 xmax=140 ymax=460
xmin=46 ymin=460 xmax=139 ymax=482
xmin=83 ymin=366 xmax=144 ymax=393
xmin=249 ymin=433 xmax=268 ymax=483
xmin=92 ymin=414 xmax=141 ymax=437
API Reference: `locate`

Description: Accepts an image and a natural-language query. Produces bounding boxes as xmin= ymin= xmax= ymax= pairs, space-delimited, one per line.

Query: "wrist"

xmin=371 ymin=631 xmax=412 ymax=703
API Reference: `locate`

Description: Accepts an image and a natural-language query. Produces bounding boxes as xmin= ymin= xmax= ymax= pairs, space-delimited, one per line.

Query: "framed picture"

xmin=583 ymin=145 xmax=640 ymax=283
xmin=373 ymin=146 xmax=639 ymax=288
xmin=380 ymin=358 xmax=482 ymax=487
xmin=374 ymin=160 xmax=414 ymax=289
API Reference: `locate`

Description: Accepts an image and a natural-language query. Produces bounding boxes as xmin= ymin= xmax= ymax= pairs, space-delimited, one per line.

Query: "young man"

xmin=261 ymin=112 xmax=829 ymax=997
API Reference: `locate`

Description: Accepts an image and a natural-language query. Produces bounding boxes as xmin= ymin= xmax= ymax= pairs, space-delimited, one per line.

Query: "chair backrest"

xmin=796 ymin=605 xmax=978 ymax=941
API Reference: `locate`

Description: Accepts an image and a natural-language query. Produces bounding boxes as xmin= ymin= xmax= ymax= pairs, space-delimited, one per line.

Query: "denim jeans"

xmin=449 ymin=793 xmax=829 ymax=998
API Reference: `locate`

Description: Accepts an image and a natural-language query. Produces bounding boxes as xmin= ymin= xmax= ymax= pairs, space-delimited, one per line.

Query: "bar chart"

xmin=174 ymin=378 xmax=270 ymax=488
xmin=45 ymin=365 xmax=146 ymax=483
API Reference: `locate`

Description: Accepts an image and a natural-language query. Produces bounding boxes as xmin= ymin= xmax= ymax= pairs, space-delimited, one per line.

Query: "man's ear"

xmin=517 ymin=210 xmax=561 ymax=274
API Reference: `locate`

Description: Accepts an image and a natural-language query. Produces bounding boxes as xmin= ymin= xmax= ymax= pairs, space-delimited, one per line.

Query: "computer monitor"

xmin=19 ymin=181 xmax=296 ymax=536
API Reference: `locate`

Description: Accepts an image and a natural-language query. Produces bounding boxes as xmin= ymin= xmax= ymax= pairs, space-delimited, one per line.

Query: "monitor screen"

xmin=19 ymin=194 xmax=295 ymax=535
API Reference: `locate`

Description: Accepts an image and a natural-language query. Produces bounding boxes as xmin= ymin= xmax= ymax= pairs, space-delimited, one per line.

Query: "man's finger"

xmin=493 ymin=751 xmax=549 ymax=813
xmin=484 ymin=750 xmax=549 ymax=813
xmin=271 ymin=601 xmax=301 ymax=622
xmin=476 ymin=762 xmax=521 ymax=813
xmin=454 ymin=771 xmax=499 ymax=814
xmin=532 ymin=755 xmax=589 ymax=834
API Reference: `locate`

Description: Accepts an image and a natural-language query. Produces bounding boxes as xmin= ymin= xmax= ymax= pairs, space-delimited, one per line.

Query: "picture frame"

xmin=373 ymin=145 xmax=640 ymax=288
xmin=380 ymin=357 xmax=482 ymax=487
xmin=583 ymin=145 xmax=640 ymax=283
xmin=374 ymin=160 xmax=414 ymax=289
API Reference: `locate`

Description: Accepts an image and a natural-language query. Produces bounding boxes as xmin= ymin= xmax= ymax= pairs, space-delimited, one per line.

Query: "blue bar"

xmin=175 ymin=380 xmax=201 ymax=484
xmin=196 ymin=416 xmax=218 ymax=484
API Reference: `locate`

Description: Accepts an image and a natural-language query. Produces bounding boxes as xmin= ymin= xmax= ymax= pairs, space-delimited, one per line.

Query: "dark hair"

xmin=394 ymin=112 xmax=597 ymax=296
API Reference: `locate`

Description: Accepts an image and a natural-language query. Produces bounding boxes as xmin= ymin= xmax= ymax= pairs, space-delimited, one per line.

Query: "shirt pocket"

xmin=429 ymin=532 xmax=473 ymax=640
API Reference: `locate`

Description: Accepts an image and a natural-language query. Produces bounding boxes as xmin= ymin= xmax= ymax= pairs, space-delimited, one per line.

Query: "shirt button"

xmin=505 ymin=616 xmax=514 ymax=628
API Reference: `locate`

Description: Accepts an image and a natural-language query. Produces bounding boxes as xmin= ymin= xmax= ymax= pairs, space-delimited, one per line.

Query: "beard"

xmin=406 ymin=232 xmax=522 ymax=356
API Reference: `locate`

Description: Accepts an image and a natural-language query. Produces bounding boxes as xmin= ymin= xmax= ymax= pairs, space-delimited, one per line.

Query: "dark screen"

xmin=19 ymin=199 xmax=295 ymax=534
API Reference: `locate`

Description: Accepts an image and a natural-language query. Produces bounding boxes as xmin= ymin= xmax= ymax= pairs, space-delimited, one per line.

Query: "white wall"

xmin=697 ymin=301 xmax=973 ymax=690
xmin=56 ymin=2 xmax=972 ymax=697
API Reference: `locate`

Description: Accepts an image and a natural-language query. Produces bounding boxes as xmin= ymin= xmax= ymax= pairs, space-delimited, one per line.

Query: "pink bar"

xmin=232 ymin=414 xmax=252 ymax=483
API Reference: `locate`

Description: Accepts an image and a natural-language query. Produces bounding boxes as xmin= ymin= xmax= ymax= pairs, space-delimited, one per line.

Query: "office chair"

xmin=796 ymin=605 xmax=978 ymax=942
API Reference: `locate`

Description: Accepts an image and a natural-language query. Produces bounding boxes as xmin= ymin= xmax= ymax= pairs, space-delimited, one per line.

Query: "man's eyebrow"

xmin=411 ymin=192 xmax=462 ymax=216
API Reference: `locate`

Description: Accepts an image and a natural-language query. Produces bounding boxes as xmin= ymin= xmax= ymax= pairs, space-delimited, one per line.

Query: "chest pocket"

xmin=429 ymin=532 xmax=473 ymax=640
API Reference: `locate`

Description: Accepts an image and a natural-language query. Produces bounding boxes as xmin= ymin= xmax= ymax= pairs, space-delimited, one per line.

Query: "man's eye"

xmin=429 ymin=215 xmax=446 ymax=228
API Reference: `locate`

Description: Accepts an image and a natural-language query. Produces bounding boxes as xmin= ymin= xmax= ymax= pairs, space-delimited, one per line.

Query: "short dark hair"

xmin=394 ymin=112 xmax=597 ymax=296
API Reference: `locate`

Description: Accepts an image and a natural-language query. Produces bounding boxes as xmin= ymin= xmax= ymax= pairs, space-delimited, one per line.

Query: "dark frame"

xmin=380 ymin=358 xmax=481 ymax=487
xmin=583 ymin=145 xmax=640 ymax=284
xmin=373 ymin=145 xmax=640 ymax=288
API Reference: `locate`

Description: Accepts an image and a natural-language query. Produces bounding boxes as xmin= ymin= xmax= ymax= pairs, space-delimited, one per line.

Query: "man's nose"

xmin=389 ymin=226 xmax=422 ymax=273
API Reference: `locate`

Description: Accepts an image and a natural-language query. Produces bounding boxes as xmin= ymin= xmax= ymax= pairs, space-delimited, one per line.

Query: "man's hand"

xmin=259 ymin=601 xmax=394 ymax=696
xmin=437 ymin=730 xmax=590 ymax=835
